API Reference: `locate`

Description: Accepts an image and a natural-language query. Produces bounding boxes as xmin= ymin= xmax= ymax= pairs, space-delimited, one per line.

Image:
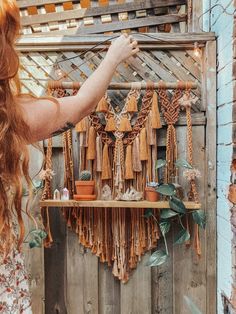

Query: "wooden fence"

xmin=17 ymin=32 xmax=216 ymax=314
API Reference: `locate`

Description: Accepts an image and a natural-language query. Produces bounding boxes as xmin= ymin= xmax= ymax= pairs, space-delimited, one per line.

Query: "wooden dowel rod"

xmin=48 ymin=81 xmax=198 ymax=90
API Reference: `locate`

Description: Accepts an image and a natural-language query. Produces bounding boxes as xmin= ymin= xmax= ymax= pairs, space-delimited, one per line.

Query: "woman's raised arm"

xmin=19 ymin=34 xmax=139 ymax=142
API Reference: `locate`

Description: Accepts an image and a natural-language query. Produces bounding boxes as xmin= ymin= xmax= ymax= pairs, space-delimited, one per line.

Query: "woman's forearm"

xmin=74 ymin=55 xmax=118 ymax=117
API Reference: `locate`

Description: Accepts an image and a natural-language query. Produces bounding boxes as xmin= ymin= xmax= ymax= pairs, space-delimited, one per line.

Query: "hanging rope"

xmin=158 ymin=81 xmax=183 ymax=182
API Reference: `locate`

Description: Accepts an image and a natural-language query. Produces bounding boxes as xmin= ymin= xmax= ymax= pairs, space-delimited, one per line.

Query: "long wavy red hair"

xmin=0 ymin=0 xmax=32 ymax=254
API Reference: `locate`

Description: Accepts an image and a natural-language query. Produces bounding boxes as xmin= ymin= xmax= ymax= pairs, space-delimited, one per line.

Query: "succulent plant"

xmin=79 ymin=170 xmax=91 ymax=181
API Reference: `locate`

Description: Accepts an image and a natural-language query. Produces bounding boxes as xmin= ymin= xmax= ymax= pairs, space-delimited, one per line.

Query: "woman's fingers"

xmin=131 ymin=40 xmax=138 ymax=48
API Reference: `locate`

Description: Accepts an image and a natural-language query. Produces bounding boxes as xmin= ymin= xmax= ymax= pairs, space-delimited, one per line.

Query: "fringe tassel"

xmin=151 ymin=91 xmax=162 ymax=129
xmin=101 ymin=143 xmax=112 ymax=180
xmin=127 ymin=95 xmax=138 ymax=113
xmin=139 ymin=128 xmax=148 ymax=161
xmin=105 ymin=115 xmax=116 ymax=132
xmin=96 ymin=96 xmax=108 ymax=113
xmin=87 ymin=126 xmax=96 ymax=160
xmin=194 ymin=224 xmax=201 ymax=256
xmin=75 ymin=117 xmax=88 ymax=132
xmin=125 ymin=144 xmax=134 ymax=180
xmin=118 ymin=116 xmax=132 ymax=132
xmin=132 ymin=137 xmax=142 ymax=172
xmin=96 ymin=135 xmax=102 ymax=172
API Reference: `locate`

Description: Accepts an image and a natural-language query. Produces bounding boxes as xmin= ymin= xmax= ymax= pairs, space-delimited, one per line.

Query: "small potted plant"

xmin=145 ymin=181 xmax=160 ymax=202
xmin=75 ymin=170 xmax=95 ymax=197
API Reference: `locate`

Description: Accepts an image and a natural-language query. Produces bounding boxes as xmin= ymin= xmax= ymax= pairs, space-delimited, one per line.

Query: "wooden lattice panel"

xmin=19 ymin=47 xmax=202 ymax=112
xmin=17 ymin=0 xmax=188 ymax=35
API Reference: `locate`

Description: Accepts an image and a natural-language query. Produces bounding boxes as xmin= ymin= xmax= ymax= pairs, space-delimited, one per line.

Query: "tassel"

xmin=139 ymin=128 xmax=148 ymax=161
xmin=75 ymin=117 xmax=88 ymax=132
xmin=96 ymin=135 xmax=102 ymax=172
xmin=125 ymin=144 xmax=134 ymax=179
xmin=101 ymin=143 xmax=112 ymax=180
xmin=105 ymin=115 xmax=116 ymax=132
xmin=151 ymin=91 xmax=162 ymax=129
xmin=87 ymin=126 xmax=96 ymax=160
xmin=96 ymin=96 xmax=108 ymax=113
xmin=132 ymin=137 xmax=142 ymax=172
xmin=118 ymin=116 xmax=132 ymax=132
xmin=127 ymin=95 xmax=138 ymax=113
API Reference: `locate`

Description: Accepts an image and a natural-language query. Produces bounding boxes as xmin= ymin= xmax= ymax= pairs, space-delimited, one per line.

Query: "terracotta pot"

xmin=73 ymin=194 xmax=96 ymax=201
xmin=228 ymin=184 xmax=236 ymax=204
xmin=145 ymin=187 xmax=159 ymax=202
xmin=75 ymin=180 xmax=95 ymax=195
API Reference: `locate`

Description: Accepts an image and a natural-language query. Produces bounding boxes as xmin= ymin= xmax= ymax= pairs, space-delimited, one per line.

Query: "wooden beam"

xmin=47 ymin=81 xmax=198 ymax=90
xmin=21 ymin=11 xmax=186 ymax=32
xmin=16 ymin=33 xmax=216 ymax=52
xmin=18 ymin=0 xmax=186 ymax=12
xmin=40 ymin=200 xmax=201 ymax=209
xmin=17 ymin=43 xmax=204 ymax=52
xmin=204 ymin=40 xmax=217 ymax=314
xmin=17 ymin=32 xmax=216 ymax=44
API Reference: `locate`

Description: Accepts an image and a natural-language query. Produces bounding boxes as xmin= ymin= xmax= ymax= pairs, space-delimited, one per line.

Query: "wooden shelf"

xmin=40 ymin=200 xmax=201 ymax=209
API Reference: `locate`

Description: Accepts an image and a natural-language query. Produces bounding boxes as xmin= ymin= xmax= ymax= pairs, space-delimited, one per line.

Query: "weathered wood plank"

xmin=99 ymin=263 xmax=121 ymax=314
xmin=205 ymin=40 xmax=217 ymax=314
xmin=16 ymin=33 xmax=216 ymax=53
xmin=44 ymin=149 xmax=68 ymax=314
xmin=66 ymin=239 xmax=99 ymax=314
xmin=151 ymin=231 xmax=174 ymax=314
xmin=173 ymin=125 xmax=206 ymax=314
xmin=120 ymin=254 xmax=151 ymax=314
xmin=17 ymin=32 xmax=216 ymax=43
xmin=78 ymin=15 xmax=186 ymax=34
xmin=191 ymin=0 xmax=202 ymax=32
xmin=19 ymin=0 xmax=187 ymax=16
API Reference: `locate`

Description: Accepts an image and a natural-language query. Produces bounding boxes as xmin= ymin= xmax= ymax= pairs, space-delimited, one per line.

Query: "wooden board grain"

xmin=44 ymin=149 xmax=68 ymax=314
xmin=173 ymin=125 xmax=206 ymax=314
xmin=120 ymin=254 xmax=152 ymax=314
xmin=204 ymin=40 xmax=217 ymax=314
xmin=99 ymin=263 xmax=121 ymax=314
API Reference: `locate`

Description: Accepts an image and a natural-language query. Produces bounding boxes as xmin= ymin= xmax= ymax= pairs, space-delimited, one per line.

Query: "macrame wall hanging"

xmin=41 ymin=81 xmax=199 ymax=282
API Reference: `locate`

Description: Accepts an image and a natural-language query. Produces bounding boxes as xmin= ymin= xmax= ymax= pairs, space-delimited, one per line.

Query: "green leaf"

xmin=184 ymin=296 xmax=202 ymax=314
xmin=174 ymin=228 xmax=190 ymax=245
xmin=33 ymin=179 xmax=44 ymax=189
xmin=38 ymin=230 xmax=47 ymax=239
xmin=159 ymin=221 xmax=171 ymax=235
xmin=156 ymin=184 xmax=176 ymax=196
xmin=156 ymin=159 xmax=167 ymax=169
xmin=144 ymin=208 xmax=153 ymax=218
xmin=146 ymin=250 xmax=168 ymax=267
xmin=169 ymin=196 xmax=186 ymax=214
xmin=160 ymin=209 xmax=178 ymax=219
xmin=29 ymin=240 xmax=37 ymax=249
xmin=175 ymin=159 xmax=193 ymax=169
xmin=192 ymin=210 xmax=206 ymax=229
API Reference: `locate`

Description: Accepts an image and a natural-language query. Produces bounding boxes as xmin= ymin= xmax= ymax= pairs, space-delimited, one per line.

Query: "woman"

xmin=0 ymin=0 xmax=139 ymax=312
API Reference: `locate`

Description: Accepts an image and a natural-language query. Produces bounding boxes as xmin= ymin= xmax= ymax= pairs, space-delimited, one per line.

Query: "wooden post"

xmin=205 ymin=40 xmax=217 ymax=314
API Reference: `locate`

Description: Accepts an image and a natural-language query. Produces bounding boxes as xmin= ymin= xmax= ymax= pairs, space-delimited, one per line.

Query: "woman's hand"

xmin=105 ymin=34 xmax=139 ymax=66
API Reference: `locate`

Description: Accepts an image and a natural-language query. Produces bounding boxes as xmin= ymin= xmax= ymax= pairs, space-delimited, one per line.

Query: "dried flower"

xmin=39 ymin=168 xmax=55 ymax=181
xmin=183 ymin=168 xmax=201 ymax=181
